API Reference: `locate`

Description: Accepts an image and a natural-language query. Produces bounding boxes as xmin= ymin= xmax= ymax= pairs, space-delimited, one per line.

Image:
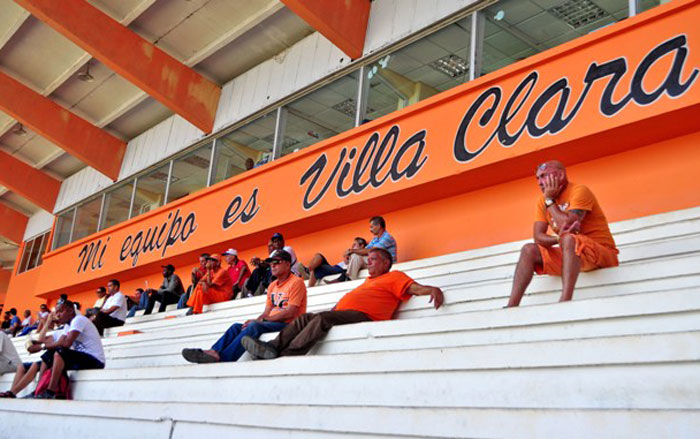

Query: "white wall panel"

xmin=364 ymin=0 xmax=480 ymax=55
xmin=54 ymin=167 xmax=112 ymax=213
xmin=23 ymin=210 xmax=55 ymax=240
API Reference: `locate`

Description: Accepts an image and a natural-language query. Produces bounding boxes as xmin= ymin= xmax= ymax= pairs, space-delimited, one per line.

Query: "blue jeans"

xmin=126 ymin=291 xmax=150 ymax=318
xmin=177 ymin=285 xmax=193 ymax=309
xmin=211 ymin=321 xmax=287 ymax=362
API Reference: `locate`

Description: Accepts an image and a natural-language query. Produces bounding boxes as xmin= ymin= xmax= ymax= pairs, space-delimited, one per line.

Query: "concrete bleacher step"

xmin=87 ymin=287 xmax=700 ymax=368
xmin=1 ymin=400 xmax=697 ymax=439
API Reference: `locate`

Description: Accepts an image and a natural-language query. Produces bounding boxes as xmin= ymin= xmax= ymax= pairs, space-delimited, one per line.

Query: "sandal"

xmin=0 ymin=391 xmax=16 ymax=398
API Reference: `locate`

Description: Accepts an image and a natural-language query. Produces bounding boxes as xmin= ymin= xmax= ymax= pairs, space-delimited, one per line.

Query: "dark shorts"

xmin=22 ymin=361 xmax=41 ymax=371
xmin=41 ymin=348 xmax=104 ymax=371
xmin=313 ymin=255 xmax=345 ymax=280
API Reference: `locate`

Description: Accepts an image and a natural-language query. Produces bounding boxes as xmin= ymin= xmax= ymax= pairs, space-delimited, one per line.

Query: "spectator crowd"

xmin=0 ymin=161 xmax=619 ymax=401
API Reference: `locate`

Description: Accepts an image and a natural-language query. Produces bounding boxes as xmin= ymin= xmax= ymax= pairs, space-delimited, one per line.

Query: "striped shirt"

xmin=367 ymin=231 xmax=397 ymax=262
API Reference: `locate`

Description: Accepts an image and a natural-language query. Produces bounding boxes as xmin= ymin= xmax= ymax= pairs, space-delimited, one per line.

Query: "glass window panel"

xmin=131 ymin=164 xmax=170 ymax=219
xmin=639 ymin=0 xmax=662 ymax=13
xmin=25 ymin=234 xmax=45 ymax=271
xmin=18 ymin=239 xmax=34 ymax=274
xmin=282 ymin=72 xmax=359 ymax=157
xmin=366 ymin=17 xmax=471 ymax=121
xmin=168 ymin=142 xmax=213 ymax=203
xmin=36 ymin=232 xmax=50 ymax=266
xmin=212 ymin=112 xmax=276 ymax=184
xmin=53 ymin=209 xmax=74 ymax=250
xmin=481 ymin=0 xmax=628 ymax=75
xmin=102 ymin=181 xmax=135 ymax=230
xmin=72 ymin=196 xmax=103 ymax=242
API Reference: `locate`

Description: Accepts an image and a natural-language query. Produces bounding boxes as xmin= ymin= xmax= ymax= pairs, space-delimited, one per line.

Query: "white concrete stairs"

xmin=1 ymin=206 xmax=699 ymax=438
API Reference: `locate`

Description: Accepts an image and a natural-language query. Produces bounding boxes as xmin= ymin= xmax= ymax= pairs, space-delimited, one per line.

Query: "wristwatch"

xmin=545 ymin=198 xmax=556 ymax=207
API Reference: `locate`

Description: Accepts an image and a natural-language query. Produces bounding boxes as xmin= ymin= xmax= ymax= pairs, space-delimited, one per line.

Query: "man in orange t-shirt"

xmin=186 ymin=254 xmax=233 ymax=315
xmin=242 ymin=248 xmax=444 ymax=359
xmin=507 ymin=160 xmax=619 ymax=307
xmin=182 ymin=249 xmax=306 ymax=363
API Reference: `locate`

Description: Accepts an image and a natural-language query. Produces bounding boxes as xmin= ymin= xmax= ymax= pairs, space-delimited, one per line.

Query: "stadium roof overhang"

xmin=0 ymin=0 xmax=371 ymax=268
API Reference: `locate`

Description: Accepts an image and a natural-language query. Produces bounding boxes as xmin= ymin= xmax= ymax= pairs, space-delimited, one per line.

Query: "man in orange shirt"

xmin=241 ymin=248 xmax=443 ymax=359
xmin=182 ymin=250 xmax=306 ymax=363
xmin=506 ymin=160 xmax=619 ymax=307
xmin=186 ymin=254 xmax=233 ymax=315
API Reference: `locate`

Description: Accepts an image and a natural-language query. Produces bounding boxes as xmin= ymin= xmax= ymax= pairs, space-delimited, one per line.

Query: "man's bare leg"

xmin=307 ymin=254 xmax=324 ymax=287
xmin=507 ymin=243 xmax=543 ymax=307
xmin=48 ymin=352 xmax=65 ymax=393
xmin=559 ymin=234 xmax=581 ymax=302
xmin=11 ymin=362 xmax=39 ymax=395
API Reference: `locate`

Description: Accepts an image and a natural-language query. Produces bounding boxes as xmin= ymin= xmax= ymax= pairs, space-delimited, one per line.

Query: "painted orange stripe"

xmin=14 ymin=0 xmax=221 ymax=134
xmin=0 ymin=149 xmax=60 ymax=212
xmin=281 ymin=0 xmax=370 ymax=59
xmin=0 ymin=202 xmax=28 ymax=244
xmin=0 ymin=71 xmax=126 ymax=181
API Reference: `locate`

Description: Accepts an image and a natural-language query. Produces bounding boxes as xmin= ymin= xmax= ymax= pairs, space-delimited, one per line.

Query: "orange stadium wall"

xmin=3 ymin=0 xmax=699 ymax=311
xmin=0 ymin=268 xmax=12 ymax=308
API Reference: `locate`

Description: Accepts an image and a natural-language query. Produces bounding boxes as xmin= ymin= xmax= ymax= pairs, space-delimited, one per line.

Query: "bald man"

xmin=507 ymin=161 xmax=619 ymax=307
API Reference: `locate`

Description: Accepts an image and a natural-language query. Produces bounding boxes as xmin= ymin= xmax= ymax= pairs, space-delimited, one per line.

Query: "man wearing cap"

xmin=144 ymin=264 xmax=185 ymax=315
xmin=182 ymin=249 xmax=306 ymax=363
xmin=242 ymin=248 xmax=443 ymax=360
xmin=186 ymin=254 xmax=234 ymax=315
xmin=270 ymin=233 xmax=305 ymax=278
xmin=223 ymin=249 xmax=251 ymax=299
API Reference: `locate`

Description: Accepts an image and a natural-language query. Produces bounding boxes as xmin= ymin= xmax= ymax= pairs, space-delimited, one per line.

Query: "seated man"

xmin=93 ymin=279 xmax=127 ymax=336
xmin=223 ymin=248 xmax=251 ymax=299
xmin=144 ymin=264 xmax=185 ymax=315
xmin=242 ymin=248 xmax=443 ymax=359
xmin=242 ymin=241 xmax=275 ymax=297
xmin=187 ymin=254 xmax=233 ymax=315
xmin=345 ymin=216 xmax=397 ymax=281
xmin=17 ymin=309 xmax=34 ymax=337
xmin=307 ymin=237 xmax=367 ymax=287
xmin=0 ymin=310 xmax=56 ymax=398
xmin=507 ymin=160 xmax=619 ymax=307
xmin=178 ymin=253 xmax=209 ymax=309
xmin=5 ymin=308 xmax=21 ymax=337
xmin=33 ymin=304 xmax=50 ymax=333
xmin=126 ymin=288 xmax=147 ymax=318
xmin=86 ymin=286 xmax=107 ymax=319
xmin=270 ymin=233 xmax=306 ymax=278
xmin=182 ymin=249 xmax=306 ymax=363
xmin=1 ymin=312 xmax=10 ymax=331
xmin=34 ymin=300 xmax=105 ymax=399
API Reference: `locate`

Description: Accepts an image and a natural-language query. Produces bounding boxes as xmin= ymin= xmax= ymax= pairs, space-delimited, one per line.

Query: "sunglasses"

xmin=269 ymin=260 xmax=288 ymax=266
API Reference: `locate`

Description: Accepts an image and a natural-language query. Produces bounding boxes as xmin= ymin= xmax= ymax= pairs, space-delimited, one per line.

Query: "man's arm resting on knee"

xmin=533 ymin=222 xmax=558 ymax=247
xmin=43 ymin=331 xmax=79 ymax=350
xmin=407 ymin=283 xmax=444 ymax=310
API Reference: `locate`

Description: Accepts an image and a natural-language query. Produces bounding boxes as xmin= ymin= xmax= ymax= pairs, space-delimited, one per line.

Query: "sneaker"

xmin=34 ymin=390 xmax=57 ymax=399
xmin=241 ymin=336 xmax=279 ymax=360
xmin=185 ymin=308 xmax=194 ymax=316
xmin=182 ymin=348 xmax=218 ymax=364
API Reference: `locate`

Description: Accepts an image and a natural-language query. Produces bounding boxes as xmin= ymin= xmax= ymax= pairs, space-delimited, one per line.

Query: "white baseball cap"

xmin=222 ymin=248 xmax=238 ymax=256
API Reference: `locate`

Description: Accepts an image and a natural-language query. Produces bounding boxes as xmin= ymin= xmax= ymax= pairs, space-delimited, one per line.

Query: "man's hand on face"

xmin=251 ymin=257 xmax=261 ymax=267
xmin=542 ymin=175 xmax=562 ymax=199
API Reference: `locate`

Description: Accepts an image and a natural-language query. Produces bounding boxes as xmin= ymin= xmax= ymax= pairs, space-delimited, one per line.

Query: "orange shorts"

xmin=536 ymin=234 xmax=619 ymax=276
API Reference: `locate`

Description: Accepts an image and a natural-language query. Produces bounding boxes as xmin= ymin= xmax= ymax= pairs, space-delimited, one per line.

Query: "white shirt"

xmin=58 ymin=314 xmax=105 ymax=365
xmin=103 ymin=291 xmax=127 ymax=322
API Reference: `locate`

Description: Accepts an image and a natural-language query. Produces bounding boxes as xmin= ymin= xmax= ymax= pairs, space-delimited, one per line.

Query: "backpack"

xmin=34 ymin=368 xmax=72 ymax=399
